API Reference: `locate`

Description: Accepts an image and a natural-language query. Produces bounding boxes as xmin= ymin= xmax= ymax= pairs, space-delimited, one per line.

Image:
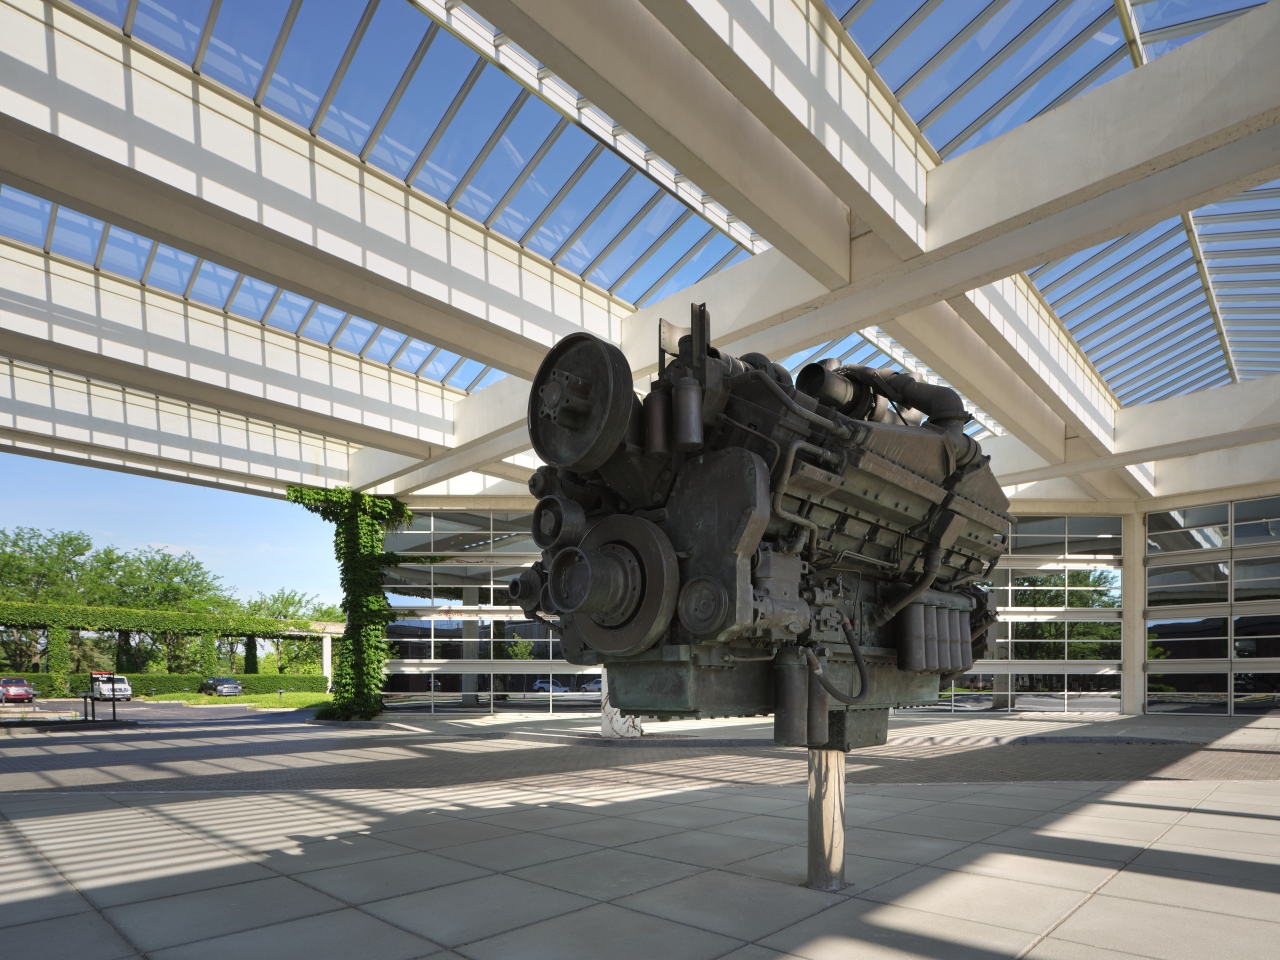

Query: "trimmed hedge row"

xmin=5 ymin=673 xmax=330 ymax=697
xmin=0 ymin=601 xmax=327 ymax=637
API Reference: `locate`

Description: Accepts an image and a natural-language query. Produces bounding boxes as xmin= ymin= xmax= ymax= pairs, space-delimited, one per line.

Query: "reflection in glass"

xmin=1234 ymin=615 xmax=1280 ymax=659
xmin=1147 ymin=672 xmax=1229 ymax=714
xmin=1147 ymin=504 xmax=1229 ymax=553
xmin=1147 ymin=561 xmax=1229 ymax=606
xmin=1235 ymin=673 xmax=1280 ymax=714
xmin=1234 ymin=496 xmax=1280 ymax=547
xmin=1234 ymin=556 xmax=1280 ymax=603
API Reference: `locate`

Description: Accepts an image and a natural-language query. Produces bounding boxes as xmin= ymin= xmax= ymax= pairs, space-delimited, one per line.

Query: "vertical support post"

xmin=807 ymin=748 xmax=845 ymax=891
xmin=321 ymin=635 xmax=332 ymax=692
xmin=1121 ymin=511 xmax=1145 ymax=715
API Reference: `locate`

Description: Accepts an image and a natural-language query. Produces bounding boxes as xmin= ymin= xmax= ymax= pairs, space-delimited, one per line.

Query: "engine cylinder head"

xmin=644 ymin=386 xmax=671 ymax=457
xmin=923 ymin=605 xmax=940 ymax=672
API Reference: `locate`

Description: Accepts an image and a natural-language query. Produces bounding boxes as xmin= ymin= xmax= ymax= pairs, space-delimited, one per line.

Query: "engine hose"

xmin=728 ymin=369 xmax=853 ymax=440
xmin=802 ymin=617 xmax=870 ymax=705
xmin=869 ymin=547 xmax=944 ymax=627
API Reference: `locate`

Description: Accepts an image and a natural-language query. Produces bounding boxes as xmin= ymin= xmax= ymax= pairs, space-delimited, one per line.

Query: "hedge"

xmin=4 ymin=673 xmax=330 ymax=697
xmin=0 ymin=601 xmax=329 ymax=638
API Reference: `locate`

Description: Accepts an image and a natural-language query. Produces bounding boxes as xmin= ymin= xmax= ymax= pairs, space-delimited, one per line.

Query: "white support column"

xmin=1121 ymin=512 xmax=1145 ymax=715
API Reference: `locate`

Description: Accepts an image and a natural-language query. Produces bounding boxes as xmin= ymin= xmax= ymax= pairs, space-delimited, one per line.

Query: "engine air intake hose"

xmin=802 ymin=617 xmax=870 ymax=705
xmin=870 ymin=548 xmax=943 ymax=628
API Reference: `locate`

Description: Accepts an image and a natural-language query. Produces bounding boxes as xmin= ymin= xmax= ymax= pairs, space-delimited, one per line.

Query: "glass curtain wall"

xmin=381 ymin=510 xmax=596 ymax=712
xmin=1146 ymin=496 xmax=1280 ymax=715
xmin=970 ymin=515 xmax=1124 ymax=713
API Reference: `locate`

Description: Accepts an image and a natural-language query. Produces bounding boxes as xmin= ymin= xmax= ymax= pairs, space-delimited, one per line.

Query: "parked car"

xmin=198 ymin=677 xmax=243 ymax=697
xmin=531 ymin=679 xmax=569 ymax=693
xmin=0 ymin=678 xmax=35 ymax=703
xmin=579 ymin=678 xmax=602 ymax=693
xmin=90 ymin=676 xmax=131 ymax=701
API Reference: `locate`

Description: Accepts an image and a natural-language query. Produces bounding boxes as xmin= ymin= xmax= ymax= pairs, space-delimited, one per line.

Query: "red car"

xmin=1 ymin=678 xmax=35 ymax=703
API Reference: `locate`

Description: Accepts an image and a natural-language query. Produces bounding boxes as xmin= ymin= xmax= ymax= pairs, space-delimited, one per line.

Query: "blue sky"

xmin=0 ymin=452 xmax=341 ymax=605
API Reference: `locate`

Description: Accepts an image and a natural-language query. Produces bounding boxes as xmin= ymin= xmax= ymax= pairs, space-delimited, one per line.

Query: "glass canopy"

xmin=69 ymin=0 xmax=752 ymax=310
xmin=0 ymin=182 xmax=504 ymax=394
xmin=830 ymin=0 xmax=1270 ymax=404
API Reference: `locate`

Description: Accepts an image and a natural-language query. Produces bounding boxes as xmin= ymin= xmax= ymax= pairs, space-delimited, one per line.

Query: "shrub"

xmin=3 ymin=673 xmax=329 ymax=697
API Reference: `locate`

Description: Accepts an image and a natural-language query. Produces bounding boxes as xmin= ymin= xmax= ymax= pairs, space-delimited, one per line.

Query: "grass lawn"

xmin=141 ymin=692 xmax=332 ymax=709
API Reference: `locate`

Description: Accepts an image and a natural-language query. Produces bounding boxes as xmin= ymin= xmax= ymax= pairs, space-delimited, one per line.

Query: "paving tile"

xmin=364 ymin=874 xmax=590 ymax=946
xmin=1129 ymin=842 xmax=1280 ymax=885
xmin=1100 ymin=862 xmax=1280 ymax=922
xmin=0 ymin=875 xmax=94 ymax=929
xmin=925 ymin=799 xmax=1045 ymax=826
xmin=842 ymin=826 xmax=969 ymax=865
xmin=618 ymin=870 xmax=841 ymax=940
xmin=461 ymin=901 xmax=740 ymax=960
xmin=714 ymin=946 xmax=809 ymax=960
xmin=0 ymin=910 xmax=138 ymax=960
xmin=929 ymin=844 xmax=1121 ymax=891
xmin=476 ymin=807 xmax=601 ymax=832
xmin=1024 ymin=938 xmax=1152 ymax=960
xmin=1156 ymin=824 xmax=1280 ymax=858
xmin=1017 ymin=813 xmax=1172 ymax=844
xmin=1051 ymin=801 xmax=1189 ymax=825
xmin=510 ymin=847 xmax=702 ymax=900
xmin=148 ymin=908 xmax=436 ymax=960
xmin=841 ymin=794 xmax=937 ymax=814
xmin=1175 ymin=809 xmax=1280 ymax=837
xmin=857 ymin=865 xmax=1086 ymax=934
xmin=693 ymin=795 xmax=802 ymax=815
xmin=707 ymin=814 xmax=808 ymax=845
xmin=620 ymin=830 xmax=784 ymax=868
xmin=627 ymin=805 xmax=752 ymax=829
xmin=78 ymin=858 xmax=279 ymax=909
xmin=293 ymin=850 xmax=490 ymax=904
xmin=437 ymin=832 xmax=598 ymax=871
xmin=760 ymin=896 xmax=1036 ymax=960
xmin=984 ymin=826 xmax=1146 ymax=862
xmin=863 ymin=812 xmax=1007 ymax=843
xmin=264 ymin=834 xmax=414 ymax=874
xmin=376 ymin=819 xmax=521 ymax=852
xmin=1053 ymin=893 xmax=1280 ymax=960
xmin=538 ymin=816 xmax=682 ymax=847
xmin=103 ymin=875 xmax=344 ymax=952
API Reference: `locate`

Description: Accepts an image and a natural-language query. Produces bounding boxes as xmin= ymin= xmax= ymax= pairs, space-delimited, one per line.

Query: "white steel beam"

xmin=465 ymin=0 xmax=852 ymax=289
xmin=0 ymin=241 xmax=448 ymax=458
xmin=0 ymin=1 xmax=631 ymax=379
xmin=0 ymin=357 xmax=351 ymax=496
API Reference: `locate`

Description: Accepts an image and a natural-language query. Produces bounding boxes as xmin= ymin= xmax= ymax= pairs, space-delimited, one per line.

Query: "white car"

xmin=531 ymin=679 xmax=568 ymax=693
xmin=580 ymin=678 xmax=603 ymax=693
xmin=91 ymin=677 xmax=132 ymax=701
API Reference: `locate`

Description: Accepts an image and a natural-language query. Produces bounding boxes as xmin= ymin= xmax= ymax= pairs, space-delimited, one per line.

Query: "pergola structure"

xmin=3 ymin=0 xmax=1280 ymax=714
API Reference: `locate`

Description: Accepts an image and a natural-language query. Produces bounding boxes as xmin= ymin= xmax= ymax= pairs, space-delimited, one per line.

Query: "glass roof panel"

xmin=471 ymin=368 xmax=506 ymax=392
xmin=525 ymin=152 xmax=630 ymax=260
xmin=447 ymin=358 xmax=486 ymax=390
xmin=317 ymin=0 xmax=429 ymax=156
xmin=412 ymin=66 xmax=521 ymax=201
xmin=100 ymin=226 xmax=153 ymax=281
xmin=49 ymin=207 xmax=104 ymax=265
xmin=365 ymin=327 xmax=407 ymax=363
xmin=422 ymin=349 xmax=460 ymax=382
xmin=453 ymin=97 xmax=560 ymax=224
xmin=229 ymin=276 xmax=277 ymax=321
xmin=586 ymin=192 xmax=682 ymax=288
xmin=366 ymin=30 xmax=478 ymax=178
xmin=489 ymin=124 xmax=595 ymax=241
xmin=189 ymin=260 xmax=238 ymax=309
xmin=202 ymin=0 xmax=295 ymax=99
xmin=394 ymin=338 xmax=433 ymax=372
xmin=614 ymin=219 xmax=712 ymax=304
xmin=266 ymin=290 xmax=313 ymax=333
xmin=263 ymin=0 xmax=369 ymax=128
xmin=638 ymin=231 xmax=737 ymax=307
xmin=0 ymin=185 xmax=52 ymax=248
xmin=76 ymin=0 xmax=128 ymax=28
xmin=556 ymin=174 xmax=657 ymax=274
xmin=300 ymin=303 xmax=346 ymax=343
xmin=333 ymin=315 xmax=377 ymax=353
xmin=145 ymin=244 xmax=197 ymax=294
xmin=131 ymin=0 xmax=213 ymax=64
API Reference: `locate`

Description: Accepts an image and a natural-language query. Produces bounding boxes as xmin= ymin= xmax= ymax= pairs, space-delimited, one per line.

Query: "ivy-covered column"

xmin=198 ymin=634 xmax=218 ymax=677
xmin=287 ymin=487 xmax=410 ymax=719
xmin=243 ymin=635 xmax=259 ymax=674
xmin=46 ymin=626 xmax=70 ymax=697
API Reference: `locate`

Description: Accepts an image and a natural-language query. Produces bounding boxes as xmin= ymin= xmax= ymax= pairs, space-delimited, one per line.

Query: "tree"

xmin=287 ymin=487 xmax=411 ymax=719
xmin=243 ymin=589 xmax=333 ymax=674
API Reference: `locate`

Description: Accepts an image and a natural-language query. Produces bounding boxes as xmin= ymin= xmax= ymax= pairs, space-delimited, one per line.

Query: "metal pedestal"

xmin=806 ymin=748 xmax=845 ymax=891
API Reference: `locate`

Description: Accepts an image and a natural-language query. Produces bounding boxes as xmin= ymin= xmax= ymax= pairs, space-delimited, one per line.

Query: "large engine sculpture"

xmin=510 ymin=304 xmax=1010 ymax=750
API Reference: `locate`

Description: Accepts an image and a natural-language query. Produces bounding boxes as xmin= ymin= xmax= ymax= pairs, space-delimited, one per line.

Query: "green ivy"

xmin=288 ymin=486 xmax=411 ymax=720
xmin=243 ymin=634 xmax=259 ymax=674
xmin=197 ymin=633 xmax=217 ymax=677
xmin=46 ymin=626 xmax=70 ymax=696
xmin=0 ymin=601 xmax=324 ymax=638
xmin=5 ymin=673 xmax=331 ymax=697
